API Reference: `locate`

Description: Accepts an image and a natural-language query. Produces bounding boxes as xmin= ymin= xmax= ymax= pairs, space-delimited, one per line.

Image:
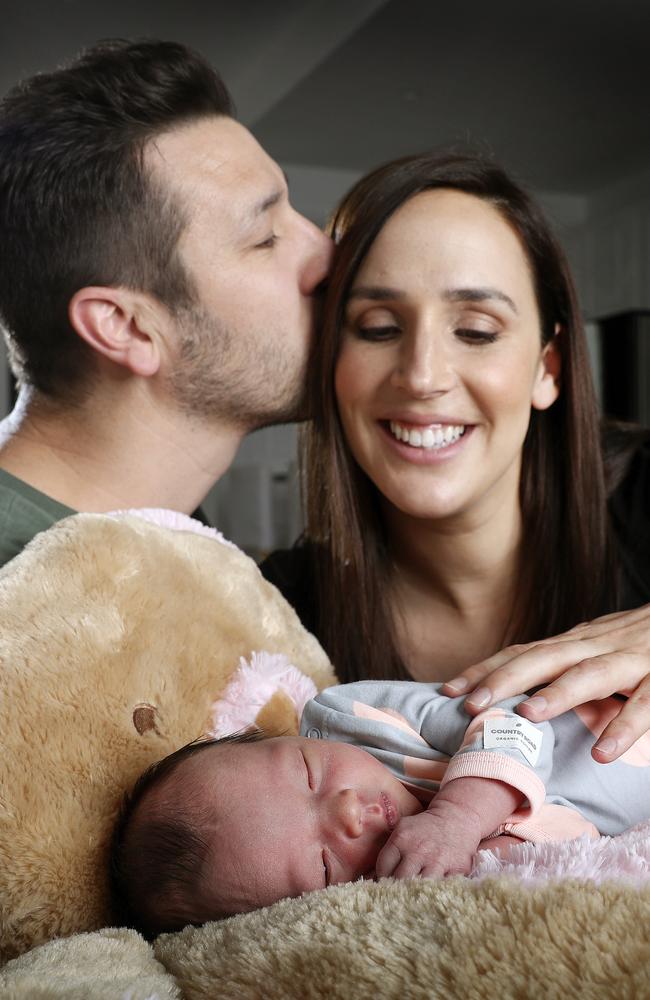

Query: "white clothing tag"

xmin=483 ymin=716 xmax=542 ymax=766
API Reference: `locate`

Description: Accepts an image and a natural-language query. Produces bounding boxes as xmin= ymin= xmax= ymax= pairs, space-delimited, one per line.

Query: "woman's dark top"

xmin=260 ymin=438 xmax=650 ymax=650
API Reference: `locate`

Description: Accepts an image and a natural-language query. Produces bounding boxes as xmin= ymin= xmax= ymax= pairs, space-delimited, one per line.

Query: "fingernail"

xmin=444 ymin=677 xmax=468 ymax=693
xmin=594 ymin=736 xmax=617 ymax=756
xmin=466 ymin=687 xmax=491 ymax=709
xmin=522 ymin=696 xmax=547 ymax=715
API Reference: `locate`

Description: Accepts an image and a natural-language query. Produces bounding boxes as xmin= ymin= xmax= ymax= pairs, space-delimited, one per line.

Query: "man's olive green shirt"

xmin=0 ymin=469 xmax=74 ymax=568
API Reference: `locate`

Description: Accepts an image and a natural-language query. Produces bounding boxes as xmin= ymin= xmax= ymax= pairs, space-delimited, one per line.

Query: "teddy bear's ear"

xmin=254 ymin=690 xmax=301 ymax=736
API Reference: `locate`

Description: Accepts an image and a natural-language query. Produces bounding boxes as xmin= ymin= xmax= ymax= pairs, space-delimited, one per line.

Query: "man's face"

xmin=148 ymin=117 xmax=332 ymax=430
xmin=189 ymin=736 xmax=422 ymax=915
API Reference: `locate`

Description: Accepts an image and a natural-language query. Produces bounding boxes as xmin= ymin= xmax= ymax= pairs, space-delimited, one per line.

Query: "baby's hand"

xmin=374 ymin=798 xmax=482 ymax=879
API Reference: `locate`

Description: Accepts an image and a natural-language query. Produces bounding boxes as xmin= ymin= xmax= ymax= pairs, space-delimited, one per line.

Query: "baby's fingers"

xmin=375 ymin=840 xmax=439 ymax=880
xmin=374 ymin=840 xmax=402 ymax=879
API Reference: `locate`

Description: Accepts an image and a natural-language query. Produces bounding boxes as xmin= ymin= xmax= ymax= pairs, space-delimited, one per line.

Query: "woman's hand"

xmin=440 ymin=604 xmax=650 ymax=763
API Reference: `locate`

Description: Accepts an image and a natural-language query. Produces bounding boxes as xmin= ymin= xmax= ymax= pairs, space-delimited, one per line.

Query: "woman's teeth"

xmin=389 ymin=421 xmax=466 ymax=450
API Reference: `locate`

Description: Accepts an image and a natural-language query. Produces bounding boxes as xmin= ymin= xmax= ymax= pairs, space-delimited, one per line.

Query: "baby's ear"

xmin=255 ymin=691 xmax=300 ymax=736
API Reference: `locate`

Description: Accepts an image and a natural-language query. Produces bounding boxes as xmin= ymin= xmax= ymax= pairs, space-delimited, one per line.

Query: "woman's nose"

xmin=329 ymin=788 xmax=363 ymax=839
xmin=391 ymin=330 xmax=455 ymax=398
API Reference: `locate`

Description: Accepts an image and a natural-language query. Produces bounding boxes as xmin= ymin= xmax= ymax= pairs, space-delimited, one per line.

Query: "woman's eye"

xmin=355 ymin=324 xmax=400 ymax=342
xmin=456 ymin=328 xmax=498 ymax=344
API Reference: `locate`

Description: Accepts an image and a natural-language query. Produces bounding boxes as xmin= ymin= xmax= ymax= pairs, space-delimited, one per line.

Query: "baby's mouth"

xmin=381 ymin=792 xmax=398 ymax=830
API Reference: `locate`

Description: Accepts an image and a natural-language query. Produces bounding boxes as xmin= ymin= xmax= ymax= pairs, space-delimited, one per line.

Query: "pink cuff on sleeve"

xmin=440 ymin=750 xmax=546 ymax=818
xmin=492 ymin=803 xmax=601 ymax=844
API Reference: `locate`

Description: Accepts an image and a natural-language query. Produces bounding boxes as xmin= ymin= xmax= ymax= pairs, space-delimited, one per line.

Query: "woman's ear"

xmin=68 ymin=286 xmax=161 ymax=377
xmin=531 ymin=330 xmax=562 ymax=412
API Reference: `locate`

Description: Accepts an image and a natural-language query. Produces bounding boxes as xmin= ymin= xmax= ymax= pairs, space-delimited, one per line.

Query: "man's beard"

xmin=168 ymin=304 xmax=309 ymax=431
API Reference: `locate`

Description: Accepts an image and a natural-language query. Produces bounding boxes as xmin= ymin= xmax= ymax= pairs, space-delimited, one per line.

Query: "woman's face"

xmin=334 ymin=188 xmax=560 ymax=526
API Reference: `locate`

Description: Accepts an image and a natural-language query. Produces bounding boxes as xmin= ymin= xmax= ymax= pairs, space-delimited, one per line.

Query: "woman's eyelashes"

xmin=456 ymin=328 xmax=499 ymax=344
xmin=348 ymin=305 xmax=503 ymax=345
xmin=352 ymin=323 xmax=500 ymax=345
xmin=355 ymin=324 xmax=401 ymax=342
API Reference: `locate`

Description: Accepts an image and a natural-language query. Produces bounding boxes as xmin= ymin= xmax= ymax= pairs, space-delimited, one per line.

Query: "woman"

xmin=261 ymin=151 xmax=650 ymax=763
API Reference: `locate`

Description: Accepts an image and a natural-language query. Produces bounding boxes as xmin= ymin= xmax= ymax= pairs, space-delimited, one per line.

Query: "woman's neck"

xmin=384 ymin=498 xmax=524 ymax=679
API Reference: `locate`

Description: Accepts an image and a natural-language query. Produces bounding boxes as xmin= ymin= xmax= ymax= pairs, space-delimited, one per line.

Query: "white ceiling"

xmin=1 ymin=0 xmax=649 ymax=196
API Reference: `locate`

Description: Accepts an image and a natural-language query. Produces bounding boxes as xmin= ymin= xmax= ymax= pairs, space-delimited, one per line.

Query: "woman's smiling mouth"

xmin=389 ymin=421 xmax=466 ymax=450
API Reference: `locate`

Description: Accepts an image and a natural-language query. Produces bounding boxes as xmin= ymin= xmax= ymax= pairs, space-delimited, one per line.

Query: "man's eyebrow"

xmin=251 ymin=172 xmax=289 ymax=219
xmin=347 ymin=285 xmax=518 ymax=315
xmin=251 ymin=188 xmax=283 ymax=219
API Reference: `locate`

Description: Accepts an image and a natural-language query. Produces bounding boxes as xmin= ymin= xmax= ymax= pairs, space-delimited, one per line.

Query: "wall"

xmin=563 ymin=166 xmax=650 ymax=320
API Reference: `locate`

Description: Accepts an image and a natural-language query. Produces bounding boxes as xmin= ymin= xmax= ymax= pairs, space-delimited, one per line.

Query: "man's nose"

xmin=300 ymin=223 xmax=333 ymax=295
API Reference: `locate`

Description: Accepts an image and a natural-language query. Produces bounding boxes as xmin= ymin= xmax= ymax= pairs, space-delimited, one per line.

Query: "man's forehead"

xmin=147 ymin=116 xmax=282 ymax=195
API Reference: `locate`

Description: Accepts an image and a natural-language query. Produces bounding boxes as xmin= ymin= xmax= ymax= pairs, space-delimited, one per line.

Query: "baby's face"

xmin=194 ymin=735 xmax=422 ymax=913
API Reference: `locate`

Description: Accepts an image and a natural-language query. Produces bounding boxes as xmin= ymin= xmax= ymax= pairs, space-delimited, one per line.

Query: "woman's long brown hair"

xmin=302 ymin=151 xmax=615 ymax=683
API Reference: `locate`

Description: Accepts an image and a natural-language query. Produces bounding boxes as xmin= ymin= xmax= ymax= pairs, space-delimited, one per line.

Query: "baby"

xmin=111 ymin=679 xmax=650 ymax=937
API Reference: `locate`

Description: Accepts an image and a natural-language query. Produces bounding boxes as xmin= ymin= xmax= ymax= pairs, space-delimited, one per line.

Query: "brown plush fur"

xmin=0 ymin=514 xmax=335 ymax=963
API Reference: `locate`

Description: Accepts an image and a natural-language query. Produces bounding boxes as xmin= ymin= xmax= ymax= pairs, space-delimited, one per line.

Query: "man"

xmin=0 ymin=38 xmax=331 ymax=565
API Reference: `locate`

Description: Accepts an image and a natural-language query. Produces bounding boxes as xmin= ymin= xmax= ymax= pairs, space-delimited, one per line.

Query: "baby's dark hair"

xmin=110 ymin=729 xmax=266 ymax=939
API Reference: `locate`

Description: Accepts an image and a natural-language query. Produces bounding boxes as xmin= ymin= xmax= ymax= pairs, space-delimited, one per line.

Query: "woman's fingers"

xmin=516 ymin=652 xmax=646 ymax=721
xmin=457 ymin=640 xmax=595 ymax=713
xmin=441 ymin=645 xmax=530 ymax=698
xmin=438 ymin=605 xmax=650 ymax=763
xmin=441 ymin=606 xmax=650 ymax=709
xmin=591 ymin=674 xmax=650 ymax=762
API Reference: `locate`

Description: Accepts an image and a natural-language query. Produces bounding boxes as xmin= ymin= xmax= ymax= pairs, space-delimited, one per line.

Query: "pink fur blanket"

xmin=471 ymin=818 xmax=650 ymax=883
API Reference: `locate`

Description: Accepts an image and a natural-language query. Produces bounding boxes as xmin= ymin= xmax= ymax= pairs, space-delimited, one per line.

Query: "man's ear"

xmin=68 ymin=287 xmax=161 ymax=377
xmin=531 ymin=330 xmax=562 ymax=412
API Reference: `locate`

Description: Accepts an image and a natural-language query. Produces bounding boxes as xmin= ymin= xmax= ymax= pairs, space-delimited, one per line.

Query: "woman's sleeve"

xmin=259 ymin=543 xmax=321 ymax=638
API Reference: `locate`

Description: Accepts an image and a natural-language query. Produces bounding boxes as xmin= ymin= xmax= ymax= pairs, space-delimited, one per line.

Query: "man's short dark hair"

xmin=0 ymin=38 xmax=234 ymax=399
xmin=110 ymin=730 xmax=265 ymax=939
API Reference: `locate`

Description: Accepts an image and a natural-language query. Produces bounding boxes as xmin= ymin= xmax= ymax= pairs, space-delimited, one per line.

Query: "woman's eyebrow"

xmin=347 ymin=285 xmax=517 ymax=315
xmin=443 ymin=286 xmax=518 ymax=315
xmin=347 ymin=286 xmax=405 ymax=302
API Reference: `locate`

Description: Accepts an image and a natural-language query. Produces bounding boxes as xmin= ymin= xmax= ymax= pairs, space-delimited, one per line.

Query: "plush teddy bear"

xmin=0 ymin=512 xmax=335 ymax=963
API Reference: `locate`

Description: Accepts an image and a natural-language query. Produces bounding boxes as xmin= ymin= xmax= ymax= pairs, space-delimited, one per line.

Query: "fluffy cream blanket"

xmin=3 ymin=822 xmax=650 ymax=998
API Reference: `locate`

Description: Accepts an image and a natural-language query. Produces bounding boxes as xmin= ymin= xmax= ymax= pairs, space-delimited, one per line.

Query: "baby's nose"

xmin=332 ymin=788 xmax=364 ymax=838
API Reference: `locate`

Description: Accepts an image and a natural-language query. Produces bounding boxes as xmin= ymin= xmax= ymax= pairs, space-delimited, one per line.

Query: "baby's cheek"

xmin=402 ymin=756 xmax=448 ymax=782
